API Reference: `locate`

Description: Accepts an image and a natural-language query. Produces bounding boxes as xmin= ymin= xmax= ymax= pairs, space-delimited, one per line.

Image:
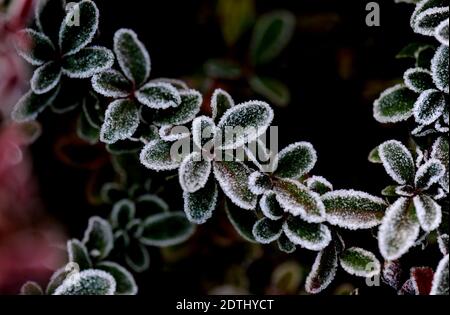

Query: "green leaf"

xmin=368 ymin=146 xmax=382 ymax=163
xmin=114 ymin=28 xmax=150 ymax=86
xmin=100 ymin=99 xmax=139 ymax=144
xmin=249 ymin=171 xmax=272 ymax=195
xmin=140 ymin=212 xmax=195 ymax=247
xmin=435 ymin=19 xmax=449 ymax=45
xmin=59 ymin=0 xmax=99 ymax=55
xmin=192 ymin=116 xmax=216 ymax=149
xmin=211 ymin=89 xmax=234 ymax=123
xmin=15 ymin=29 xmax=55 ymax=66
xmin=249 ymin=76 xmax=290 ymax=107
xmin=12 ymin=88 xmax=59 ymax=122
xmin=77 ymin=110 xmax=99 ymax=144
xmin=340 ymin=247 xmax=381 ymax=277
xmin=273 ymin=179 xmax=325 ymax=223
xmin=31 ymin=61 xmax=61 ymax=94
xmin=412 ymin=7 xmax=449 ymax=36
xmin=259 ymin=191 xmax=284 ymax=220
xmin=62 ymin=46 xmax=114 ymax=78
xmin=110 ymin=199 xmax=136 ymax=229
xmin=410 ymin=0 xmax=448 ymax=29
xmin=413 ymin=89 xmax=446 ymax=125
xmin=373 ymin=84 xmax=417 ymax=123
xmin=53 ymin=269 xmax=116 ymax=295
xmin=82 ymin=216 xmax=114 ymax=260
xmin=396 ymin=42 xmax=430 ymax=59
xmin=403 ymin=68 xmax=434 ymax=93
xmin=213 ymin=161 xmax=258 ymax=210
xmin=139 ymin=138 xmax=182 ymax=171
xmin=322 ymin=190 xmax=387 ymax=230
xmin=183 ymin=176 xmax=218 ymax=224
xmin=136 ymin=82 xmax=181 ymax=109
xmin=46 ymin=267 xmax=71 ymax=295
xmin=67 ymin=239 xmax=93 ymax=270
xmin=91 ymin=69 xmax=131 ymax=98
xmin=250 ymin=10 xmax=295 ymax=65
xmin=179 ymin=153 xmax=212 ymax=193
xmin=379 ymin=140 xmax=415 ymax=185
xmin=277 ymin=234 xmax=296 ymax=253
xmin=431 ymin=45 xmax=449 ymax=93
xmin=125 ymin=242 xmax=150 ymax=273
xmin=252 ymin=217 xmax=283 ymax=244
xmin=415 ymin=45 xmax=436 ymax=68
xmin=415 ymin=159 xmax=445 ymax=190
xmin=378 ymin=197 xmax=420 ymax=260
xmin=216 ymin=101 xmax=274 ymax=150
xmin=217 ymin=0 xmax=254 ymax=46
xmin=431 ymin=137 xmax=449 ymax=192
xmin=413 ymin=194 xmax=442 ymax=232
xmin=306 ymin=176 xmax=333 ymax=195
xmin=20 ymin=282 xmax=44 ymax=295
xmin=97 ymin=262 xmax=137 ymax=295
xmin=204 ymin=59 xmax=242 ymax=79
xmin=153 ymin=89 xmax=202 ymax=126
xmin=430 ymin=254 xmax=449 ymax=295
xmin=274 ymin=142 xmax=317 ymax=179
xmin=305 ymin=241 xmax=339 ymax=294
xmin=282 ymin=216 xmax=331 ymax=251
xmin=225 ymin=201 xmax=258 ymax=243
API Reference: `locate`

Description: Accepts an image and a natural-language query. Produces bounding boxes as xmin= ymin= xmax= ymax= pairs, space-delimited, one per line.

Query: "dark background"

xmin=29 ymin=0 xmax=441 ymax=295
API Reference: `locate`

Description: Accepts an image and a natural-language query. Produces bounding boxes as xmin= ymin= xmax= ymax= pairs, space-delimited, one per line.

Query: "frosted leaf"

xmin=35 ymin=0 xmax=66 ymax=40
xmin=373 ymin=84 xmax=417 ymax=123
xmin=413 ymin=7 xmax=449 ymax=36
xmin=159 ymin=125 xmax=190 ymax=142
xmin=183 ymin=177 xmax=218 ymax=224
xmin=150 ymin=78 xmax=188 ymax=90
xmin=415 ymin=147 xmax=425 ymax=168
xmin=12 ymin=88 xmax=59 ymax=122
xmin=20 ymin=281 xmax=43 ymax=295
xmin=62 ymin=46 xmax=114 ymax=79
xmin=322 ymin=190 xmax=387 ymax=230
xmin=413 ymin=194 xmax=442 ymax=231
xmin=415 ymin=158 xmax=445 ymax=190
xmin=438 ymin=234 xmax=449 ymax=255
xmin=110 ymin=199 xmax=136 ymax=229
xmin=225 ymin=201 xmax=258 ymax=242
xmin=136 ymin=194 xmax=169 ymax=215
xmin=252 ymin=217 xmax=283 ymax=244
xmin=305 ymin=242 xmax=338 ymax=294
xmin=398 ymin=278 xmax=417 ymax=295
xmin=153 ymin=89 xmax=202 ymax=126
xmin=213 ymin=161 xmax=258 ymax=210
xmin=413 ymin=89 xmax=446 ymax=125
xmin=379 ymin=140 xmax=415 ymax=185
xmin=274 ymin=142 xmax=317 ymax=179
xmin=244 ymin=138 xmax=275 ymax=172
xmin=46 ymin=267 xmax=73 ymax=295
xmin=410 ymin=0 xmax=448 ymax=29
xmin=249 ymin=171 xmax=272 ymax=195
xmin=260 ymin=191 xmax=284 ymax=220
xmin=249 ymin=76 xmax=290 ymax=108
xmin=431 ymin=45 xmax=449 ymax=93
xmin=100 ymin=100 xmax=139 ymax=144
xmin=91 ymin=70 xmax=131 ymax=98
xmin=306 ymin=176 xmax=333 ymax=195
xmin=250 ymin=10 xmax=295 ymax=65
xmin=395 ymin=185 xmax=415 ymax=197
xmin=435 ymin=18 xmax=449 ymax=45
xmin=179 ymin=152 xmax=212 ymax=193
xmin=97 ymin=262 xmax=137 ymax=295
xmin=82 ymin=216 xmax=114 ymax=260
xmin=136 ymin=82 xmax=181 ymax=109
xmin=67 ymin=239 xmax=93 ymax=270
xmin=124 ymin=243 xmax=150 ymax=273
xmin=140 ymin=212 xmax=195 ymax=247
xmin=53 ymin=269 xmax=116 ymax=295
xmin=340 ymin=247 xmax=381 ymax=277
xmin=431 ymin=137 xmax=449 ymax=192
xmin=140 ymin=139 xmax=181 ymax=171
xmin=282 ymin=216 xmax=331 ymax=251
xmin=31 ymin=61 xmax=61 ymax=94
xmin=192 ymin=116 xmax=216 ymax=149
xmin=273 ymin=179 xmax=325 ymax=223
xmin=430 ymin=254 xmax=449 ymax=295
xmin=15 ymin=29 xmax=55 ymax=66
xmin=211 ymin=89 xmax=234 ymax=123
xmin=378 ymin=197 xmax=420 ymax=260
xmin=216 ymin=101 xmax=274 ymax=150
xmin=59 ymin=0 xmax=99 ymax=56
xmin=277 ymin=234 xmax=296 ymax=253
xmin=403 ymin=68 xmax=434 ymax=93
xmin=368 ymin=146 xmax=382 ymax=163
xmin=382 ymin=260 xmax=402 ymax=290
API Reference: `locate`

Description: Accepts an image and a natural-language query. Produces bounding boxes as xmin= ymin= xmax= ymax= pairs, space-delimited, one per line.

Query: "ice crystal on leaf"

xmin=179 ymin=152 xmax=212 ymax=193
xmin=100 ymin=99 xmax=139 ymax=144
xmin=96 ymin=262 xmax=138 ymax=295
xmin=82 ymin=216 xmax=114 ymax=260
xmin=53 ymin=269 xmax=116 ymax=295
xmin=431 ymin=44 xmax=449 ymax=93
xmin=211 ymin=89 xmax=234 ymax=123
xmin=413 ymin=7 xmax=449 ymax=36
xmin=373 ymin=84 xmax=417 ymax=123
xmin=135 ymin=82 xmax=181 ymax=109
xmin=413 ymin=89 xmax=446 ymax=125
xmin=259 ymin=191 xmax=284 ymax=220
xmin=379 ymin=140 xmax=415 ymax=185
xmin=68 ymin=239 xmax=92 ymax=270
xmin=153 ymin=89 xmax=202 ymax=126
xmin=438 ymin=234 xmax=449 ymax=255
xmin=140 ymin=139 xmax=181 ymax=171
xmin=413 ymin=194 xmax=442 ymax=231
xmin=252 ymin=217 xmax=283 ymax=244
xmin=273 ymin=142 xmax=317 ymax=179
xmin=305 ymin=241 xmax=339 ymax=294
xmin=248 ymin=171 xmax=272 ymax=195
xmin=430 ymin=254 xmax=449 ymax=295
xmin=282 ymin=216 xmax=331 ymax=251
xmin=225 ymin=201 xmax=259 ymax=243
xmin=431 ymin=136 xmax=449 ymax=192
xmin=306 ymin=176 xmax=333 ymax=195
xmin=403 ymin=68 xmax=434 ymax=93
xmin=414 ymin=158 xmax=445 ymax=190
xmin=339 ymin=247 xmax=381 ymax=277
xmin=183 ymin=177 xmax=218 ymax=224
xmin=435 ymin=18 xmax=449 ymax=45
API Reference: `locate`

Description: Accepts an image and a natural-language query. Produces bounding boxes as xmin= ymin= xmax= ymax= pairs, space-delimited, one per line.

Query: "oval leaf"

xmin=379 ymin=140 xmax=415 ymax=185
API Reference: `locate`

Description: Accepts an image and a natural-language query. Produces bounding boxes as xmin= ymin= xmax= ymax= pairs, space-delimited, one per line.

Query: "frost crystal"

xmin=82 ymin=216 xmax=114 ymax=260
xmin=403 ymin=68 xmax=434 ymax=93
xmin=183 ymin=178 xmax=218 ymax=224
xmin=431 ymin=136 xmax=449 ymax=192
xmin=53 ymin=269 xmax=116 ymax=295
xmin=435 ymin=18 xmax=449 ymax=45
xmin=110 ymin=199 xmax=136 ymax=228
xmin=431 ymin=44 xmax=449 ymax=93
xmin=274 ymin=142 xmax=317 ymax=179
xmin=248 ymin=171 xmax=272 ymax=195
xmin=15 ymin=29 xmax=55 ymax=66
xmin=378 ymin=197 xmax=420 ymax=260
xmin=91 ymin=69 xmax=131 ymax=98
xmin=67 ymin=239 xmax=92 ymax=270
xmin=306 ymin=176 xmax=333 ymax=195
xmin=382 ymin=260 xmax=402 ymax=290
xmin=413 ymin=7 xmax=449 ymax=36
xmin=379 ymin=140 xmax=415 ymax=185
xmin=213 ymin=161 xmax=258 ymax=210
xmin=135 ymin=82 xmax=181 ymax=109
xmin=282 ymin=216 xmax=331 ymax=251
xmin=211 ymin=89 xmax=234 ymax=122
xmin=277 ymin=234 xmax=296 ymax=253
xmin=273 ymin=179 xmax=325 ymax=223
xmin=259 ymin=191 xmax=284 ymax=220
xmin=373 ymin=84 xmax=416 ymax=123
xmin=252 ymin=218 xmax=283 ymax=244
xmin=179 ymin=152 xmax=212 ymax=193
xmin=430 ymin=254 xmax=449 ymax=295
xmin=12 ymin=88 xmax=59 ymax=122
xmin=140 ymin=139 xmax=181 ymax=171
xmin=438 ymin=234 xmax=449 ymax=255
xmin=62 ymin=46 xmax=114 ymax=79
xmin=153 ymin=89 xmax=202 ymax=126
xmin=225 ymin=201 xmax=259 ymax=243
xmin=340 ymin=247 xmax=381 ymax=277
xmin=414 ymin=158 xmax=445 ymax=190
xmin=31 ymin=61 xmax=62 ymax=94
xmin=159 ymin=125 xmax=190 ymax=141
xmin=305 ymin=242 xmax=338 ymax=294
xmin=413 ymin=89 xmax=446 ymax=125
xmin=100 ymin=99 xmax=139 ymax=144
xmin=413 ymin=194 xmax=442 ymax=231
xmin=322 ymin=190 xmax=387 ymax=230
